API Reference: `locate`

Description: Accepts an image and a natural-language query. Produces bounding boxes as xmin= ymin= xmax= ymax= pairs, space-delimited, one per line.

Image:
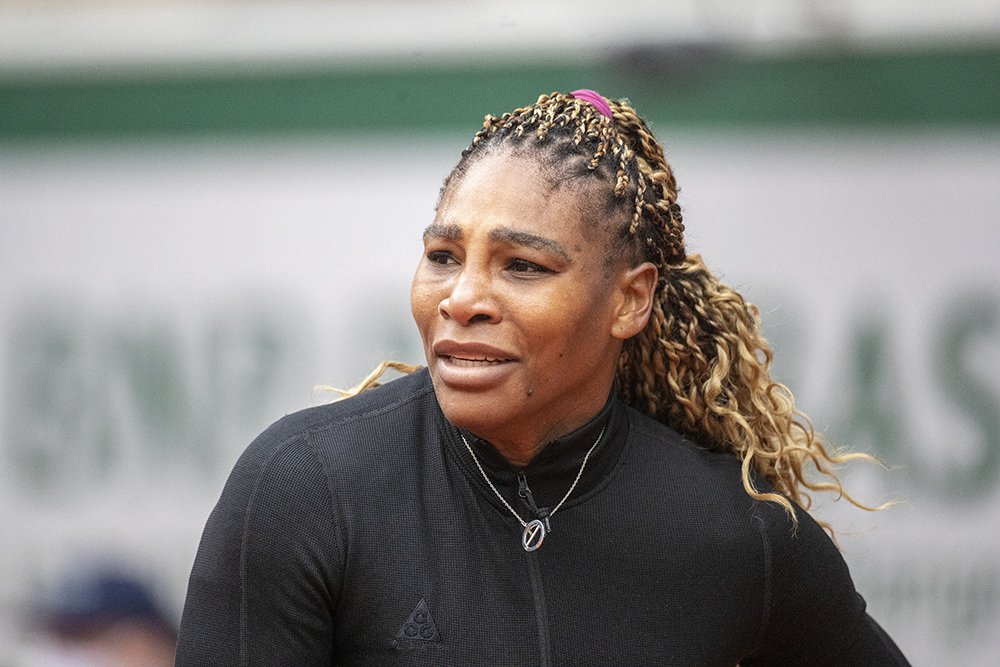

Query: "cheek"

xmin=523 ymin=301 xmax=590 ymax=351
xmin=537 ymin=295 xmax=615 ymax=356
xmin=410 ymin=276 xmax=436 ymax=333
xmin=411 ymin=268 xmax=456 ymax=346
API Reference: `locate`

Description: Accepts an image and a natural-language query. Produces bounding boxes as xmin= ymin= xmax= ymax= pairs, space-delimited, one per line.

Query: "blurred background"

xmin=1 ymin=0 xmax=998 ymax=664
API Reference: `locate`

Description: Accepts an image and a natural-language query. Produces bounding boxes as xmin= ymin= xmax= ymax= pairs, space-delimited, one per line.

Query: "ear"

xmin=611 ymin=262 xmax=658 ymax=340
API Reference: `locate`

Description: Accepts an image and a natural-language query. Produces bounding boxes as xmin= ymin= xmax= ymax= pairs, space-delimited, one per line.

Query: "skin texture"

xmin=410 ymin=153 xmax=657 ymax=465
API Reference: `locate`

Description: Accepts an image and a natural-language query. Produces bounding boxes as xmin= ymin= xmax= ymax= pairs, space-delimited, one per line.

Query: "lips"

xmin=432 ymin=340 xmax=517 ymax=389
xmin=432 ymin=341 xmax=517 ymax=363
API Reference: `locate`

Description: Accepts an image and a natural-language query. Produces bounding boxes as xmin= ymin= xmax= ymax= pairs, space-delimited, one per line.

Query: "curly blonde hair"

xmin=348 ymin=91 xmax=884 ymax=528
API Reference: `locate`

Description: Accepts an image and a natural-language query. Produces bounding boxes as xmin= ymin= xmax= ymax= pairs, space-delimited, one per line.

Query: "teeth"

xmin=448 ymin=356 xmax=506 ymax=367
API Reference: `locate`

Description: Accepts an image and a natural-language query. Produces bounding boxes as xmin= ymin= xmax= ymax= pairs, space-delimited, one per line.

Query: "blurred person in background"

xmin=19 ymin=567 xmax=176 ymax=667
xmin=176 ymin=90 xmax=909 ymax=665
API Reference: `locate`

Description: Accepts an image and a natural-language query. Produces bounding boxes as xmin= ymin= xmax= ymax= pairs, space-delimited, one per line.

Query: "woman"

xmin=176 ymin=90 xmax=909 ymax=665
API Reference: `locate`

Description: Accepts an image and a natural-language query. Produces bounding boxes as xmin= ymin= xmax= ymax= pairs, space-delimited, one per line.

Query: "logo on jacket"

xmin=396 ymin=598 xmax=441 ymax=642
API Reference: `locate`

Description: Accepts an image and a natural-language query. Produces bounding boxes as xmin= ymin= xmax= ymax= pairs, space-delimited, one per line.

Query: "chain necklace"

xmin=460 ymin=426 xmax=605 ymax=552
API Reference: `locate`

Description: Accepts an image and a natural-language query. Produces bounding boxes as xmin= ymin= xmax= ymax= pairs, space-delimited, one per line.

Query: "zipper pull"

xmin=517 ymin=473 xmax=536 ymax=509
xmin=517 ymin=473 xmax=550 ymax=529
xmin=537 ymin=506 xmax=551 ymax=532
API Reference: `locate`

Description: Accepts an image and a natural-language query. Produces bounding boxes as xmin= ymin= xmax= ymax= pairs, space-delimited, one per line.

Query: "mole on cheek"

xmin=527 ymin=388 xmax=534 ymax=396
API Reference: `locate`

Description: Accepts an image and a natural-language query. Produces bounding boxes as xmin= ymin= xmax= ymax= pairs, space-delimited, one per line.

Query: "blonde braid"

xmin=619 ymin=257 xmax=883 ymax=525
xmin=316 ymin=361 xmax=422 ymax=401
xmin=428 ymin=91 xmax=886 ymax=531
xmin=609 ymin=100 xmax=883 ymax=528
xmin=609 ymin=103 xmax=685 ymax=266
xmin=462 ymin=91 xmax=884 ymax=528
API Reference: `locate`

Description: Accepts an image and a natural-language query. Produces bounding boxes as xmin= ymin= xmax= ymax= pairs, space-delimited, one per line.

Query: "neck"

xmin=467 ymin=395 xmax=614 ymax=468
xmin=482 ymin=438 xmax=545 ymax=468
xmin=463 ymin=423 xmax=558 ymax=467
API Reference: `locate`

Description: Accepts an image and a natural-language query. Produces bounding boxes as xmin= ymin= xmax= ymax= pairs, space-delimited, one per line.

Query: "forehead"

xmin=437 ymin=153 xmax=591 ymax=242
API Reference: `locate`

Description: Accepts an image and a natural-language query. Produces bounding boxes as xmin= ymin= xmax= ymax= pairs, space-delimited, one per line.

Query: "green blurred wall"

xmin=2 ymin=45 xmax=998 ymax=138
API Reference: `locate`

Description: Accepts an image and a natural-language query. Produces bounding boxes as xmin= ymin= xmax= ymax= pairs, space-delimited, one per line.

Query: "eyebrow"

xmin=422 ymin=223 xmax=462 ymax=241
xmin=422 ymin=223 xmax=572 ymax=262
xmin=489 ymin=226 xmax=570 ymax=262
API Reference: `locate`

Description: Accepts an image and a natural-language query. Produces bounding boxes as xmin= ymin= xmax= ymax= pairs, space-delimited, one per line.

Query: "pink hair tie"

xmin=570 ymin=89 xmax=613 ymax=118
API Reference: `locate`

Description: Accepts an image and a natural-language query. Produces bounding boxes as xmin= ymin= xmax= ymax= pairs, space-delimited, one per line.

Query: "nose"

xmin=439 ymin=263 xmax=501 ymax=325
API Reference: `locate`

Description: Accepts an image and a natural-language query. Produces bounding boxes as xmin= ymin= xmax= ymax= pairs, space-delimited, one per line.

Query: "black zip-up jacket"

xmin=176 ymin=369 xmax=909 ymax=666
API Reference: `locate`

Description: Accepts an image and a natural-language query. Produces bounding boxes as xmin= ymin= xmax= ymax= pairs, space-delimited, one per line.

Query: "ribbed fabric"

xmin=176 ymin=369 xmax=909 ymax=666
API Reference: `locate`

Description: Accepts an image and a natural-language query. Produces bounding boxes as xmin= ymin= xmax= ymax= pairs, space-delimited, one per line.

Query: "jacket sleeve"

xmin=175 ymin=429 xmax=344 ymax=666
xmin=743 ymin=502 xmax=910 ymax=667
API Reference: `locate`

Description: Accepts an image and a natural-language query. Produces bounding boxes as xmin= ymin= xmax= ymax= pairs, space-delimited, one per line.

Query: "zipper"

xmin=525 ymin=550 xmax=552 ymax=666
xmin=518 ymin=473 xmax=552 ymax=665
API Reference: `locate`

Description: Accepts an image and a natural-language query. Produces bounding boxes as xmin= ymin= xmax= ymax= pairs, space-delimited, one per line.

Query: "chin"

xmin=430 ymin=378 xmax=514 ymax=436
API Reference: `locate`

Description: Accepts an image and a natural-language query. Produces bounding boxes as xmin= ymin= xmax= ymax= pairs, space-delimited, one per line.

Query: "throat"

xmin=486 ymin=438 xmax=545 ymax=468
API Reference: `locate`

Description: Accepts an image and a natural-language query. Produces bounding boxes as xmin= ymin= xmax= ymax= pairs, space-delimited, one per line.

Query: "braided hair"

xmin=440 ymin=91 xmax=880 ymax=526
xmin=340 ymin=91 xmax=882 ymax=529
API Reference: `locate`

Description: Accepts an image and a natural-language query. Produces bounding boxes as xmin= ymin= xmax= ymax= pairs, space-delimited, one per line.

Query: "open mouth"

xmin=442 ymin=355 xmax=511 ymax=367
xmin=431 ymin=341 xmax=518 ymax=380
xmin=432 ymin=345 xmax=517 ymax=388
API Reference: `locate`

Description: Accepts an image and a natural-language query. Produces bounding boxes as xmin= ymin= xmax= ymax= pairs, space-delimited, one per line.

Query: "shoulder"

xmin=241 ymin=368 xmax=435 ymax=467
xmin=220 ymin=369 xmax=435 ymax=512
xmin=196 ymin=369 xmax=436 ymax=572
xmin=755 ymin=496 xmax=858 ymax=602
xmin=620 ymin=403 xmax=844 ymax=565
xmin=624 ymin=404 xmax=843 ymax=553
xmin=623 ymin=404 xmax=751 ymax=506
xmin=620 ymin=404 xmax=897 ymax=664
xmin=256 ymin=368 xmax=435 ymax=451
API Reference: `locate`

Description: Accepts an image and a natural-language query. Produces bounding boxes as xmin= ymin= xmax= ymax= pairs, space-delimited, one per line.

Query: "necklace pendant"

xmin=522 ymin=519 xmax=546 ymax=552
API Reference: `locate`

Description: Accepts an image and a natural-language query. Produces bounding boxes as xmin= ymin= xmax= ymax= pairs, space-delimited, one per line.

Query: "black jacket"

xmin=176 ymin=369 xmax=908 ymax=666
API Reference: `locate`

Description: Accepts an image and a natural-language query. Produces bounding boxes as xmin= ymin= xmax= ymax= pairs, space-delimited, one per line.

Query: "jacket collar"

xmin=440 ymin=389 xmax=629 ymax=520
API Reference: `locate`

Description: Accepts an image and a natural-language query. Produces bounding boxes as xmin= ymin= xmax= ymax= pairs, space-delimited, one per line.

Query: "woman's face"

xmin=411 ymin=152 xmax=638 ymax=452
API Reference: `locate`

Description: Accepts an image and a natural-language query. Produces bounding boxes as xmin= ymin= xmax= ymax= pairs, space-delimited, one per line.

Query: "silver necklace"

xmin=460 ymin=426 xmax=605 ymax=552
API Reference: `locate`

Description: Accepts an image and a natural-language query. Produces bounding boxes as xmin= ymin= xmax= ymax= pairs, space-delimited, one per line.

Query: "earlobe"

xmin=612 ymin=262 xmax=658 ymax=340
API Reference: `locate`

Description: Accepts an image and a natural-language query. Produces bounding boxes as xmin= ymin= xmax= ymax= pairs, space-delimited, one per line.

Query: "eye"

xmin=427 ymin=250 xmax=457 ymax=265
xmin=508 ymin=258 xmax=552 ymax=275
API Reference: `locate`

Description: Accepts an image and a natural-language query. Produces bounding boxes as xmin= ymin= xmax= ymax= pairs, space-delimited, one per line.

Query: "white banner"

xmin=2 ymin=132 xmax=998 ymax=664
